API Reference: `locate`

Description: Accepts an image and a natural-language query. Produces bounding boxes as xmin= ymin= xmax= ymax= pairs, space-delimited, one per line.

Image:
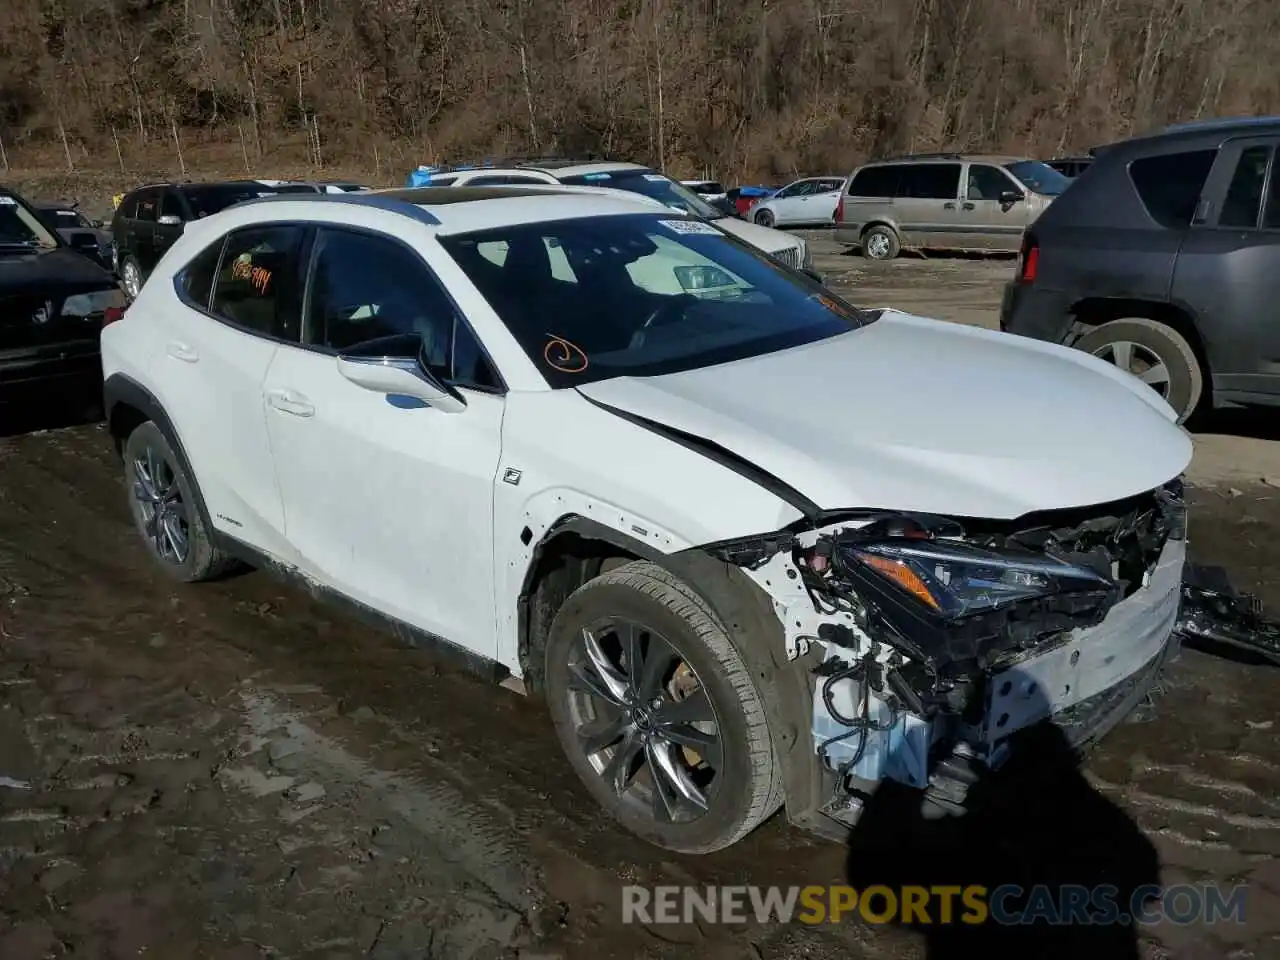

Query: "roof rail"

xmin=1162 ymin=115 xmax=1280 ymax=134
xmin=881 ymin=151 xmax=964 ymax=162
xmin=232 ymin=191 xmax=441 ymax=226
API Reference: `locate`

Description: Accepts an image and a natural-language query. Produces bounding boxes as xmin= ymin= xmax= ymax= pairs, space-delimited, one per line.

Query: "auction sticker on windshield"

xmin=658 ymin=219 xmax=722 ymax=236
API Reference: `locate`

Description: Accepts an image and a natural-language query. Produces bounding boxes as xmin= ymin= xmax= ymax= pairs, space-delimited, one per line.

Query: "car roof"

xmin=426 ymin=160 xmax=649 ymax=178
xmin=236 ymin=186 xmax=676 ymax=235
xmin=862 ymin=153 xmax=1031 ymax=166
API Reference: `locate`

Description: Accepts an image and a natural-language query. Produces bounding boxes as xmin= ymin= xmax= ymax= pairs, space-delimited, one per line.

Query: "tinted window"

xmin=178 ymin=238 xmax=225 ymax=309
xmin=209 ymin=226 xmax=306 ymax=340
xmin=269 ymin=184 xmax=320 ymax=194
xmin=467 ymin=175 xmax=546 ymax=185
xmin=1128 ymin=149 xmax=1218 ymax=229
xmin=967 ymin=165 xmax=1015 ymax=201
xmin=1003 ymin=160 xmax=1072 ymax=196
xmin=118 ymin=193 xmax=138 ymax=219
xmin=184 ymin=185 xmax=271 ymax=219
xmin=437 ymin=213 xmax=871 ymax=388
xmin=898 ymin=164 xmax=961 ymax=200
xmin=306 ymin=229 xmax=498 ymax=389
xmin=134 ymin=191 xmax=158 ymax=222
xmin=558 ymin=170 xmax=722 ymax=218
xmin=1220 ymin=145 xmax=1272 ymax=228
xmin=848 ymin=166 xmax=900 ymax=197
xmin=0 ymin=195 xmax=59 ymax=248
xmin=159 ymin=190 xmax=185 ymax=221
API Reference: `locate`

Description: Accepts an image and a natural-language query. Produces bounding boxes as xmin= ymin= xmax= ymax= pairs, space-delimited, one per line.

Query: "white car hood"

xmin=577 ymin=311 xmax=1192 ymax=521
xmin=713 ymin=216 xmax=801 ymax=255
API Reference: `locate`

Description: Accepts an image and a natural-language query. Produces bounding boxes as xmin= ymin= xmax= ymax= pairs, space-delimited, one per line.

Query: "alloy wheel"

xmin=122 ymin=260 xmax=141 ymax=299
xmin=564 ymin=619 xmax=721 ymax=824
xmin=131 ymin=443 xmax=190 ymax=564
xmin=865 ymin=233 xmax=891 ymax=259
xmin=1090 ymin=340 xmax=1171 ymax=400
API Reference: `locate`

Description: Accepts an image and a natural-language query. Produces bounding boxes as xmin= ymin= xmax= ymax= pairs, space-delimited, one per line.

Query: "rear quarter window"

xmin=1127 ymin=149 xmax=1218 ymax=229
xmin=848 ymin=166 xmax=901 ymax=197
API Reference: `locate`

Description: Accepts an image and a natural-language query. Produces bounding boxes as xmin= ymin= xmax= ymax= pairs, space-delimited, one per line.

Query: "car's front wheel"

xmin=753 ymin=208 xmax=775 ymax=228
xmin=123 ymin=421 xmax=235 ymax=582
xmin=1073 ymin=317 xmax=1203 ymax=423
xmin=545 ymin=560 xmax=783 ymax=853
xmin=120 ymin=255 xmax=144 ymax=299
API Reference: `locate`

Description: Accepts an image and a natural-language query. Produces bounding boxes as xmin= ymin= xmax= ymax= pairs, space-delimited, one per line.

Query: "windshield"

xmin=1003 ymin=160 xmax=1073 ymax=196
xmin=185 ymin=185 xmax=277 ymax=218
xmin=42 ymin=208 xmax=92 ymax=229
xmin=559 ymin=169 xmax=723 ymax=219
xmin=438 ymin=213 xmax=870 ymax=388
xmin=0 ymin=195 xmax=59 ymax=247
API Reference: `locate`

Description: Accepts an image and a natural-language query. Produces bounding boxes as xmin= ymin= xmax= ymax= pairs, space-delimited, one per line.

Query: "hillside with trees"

xmin=2 ymin=0 xmax=1277 ymax=183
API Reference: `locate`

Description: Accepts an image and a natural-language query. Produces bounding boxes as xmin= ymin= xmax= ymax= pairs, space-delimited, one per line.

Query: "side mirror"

xmin=999 ymin=189 xmax=1025 ymax=204
xmin=69 ymin=233 xmax=99 ymax=253
xmin=335 ymin=352 xmax=467 ymax=413
xmin=157 ymin=214 xmax=182 ymax=226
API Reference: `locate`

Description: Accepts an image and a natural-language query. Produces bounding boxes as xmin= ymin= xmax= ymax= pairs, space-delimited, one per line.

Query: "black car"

xmin=1046 ymin=156 xmax=1093 ymax=178
xmin=0 ymin=186 xmax=126 ymax=418
xmin=36 ymin=203 xmax=113 ymax=268
xmin=1001 ymin=116 xmax=1280 ymax=423
xmin=111 ymin=180 xmax=281 ymax=298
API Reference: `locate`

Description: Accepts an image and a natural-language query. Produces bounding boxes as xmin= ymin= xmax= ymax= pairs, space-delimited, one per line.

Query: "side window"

xmin=967 ymin=165 xmax=1015 ymax=201
xmin=1128 ymin=149 xmax=1218 ymax=230
xmin=134 ymin=191 xmax=158 ymax=222
xmin=899 ymin=164 xmax=961 ymax=200
xmin=118 ymin=193 xmax=138 ymax=219
xmin=467 ymin=174 xmax=545 ymax=186
xmin=305 ymin=229 xmax=499 ymax=389
xmin=159 ymin=190 xmax=184 ymax=221
xmin=818 ymin=179 xmax=844 ymax=192
xmin=848 ymin=166 xmax=900 ymax=197
xmin=1219 ymin=146 xmax=1272 ymax=228
xmin=178 ymin=238 xmax=225 ymax=310
xmin=209 ymin=225 xmax=307 ymax=341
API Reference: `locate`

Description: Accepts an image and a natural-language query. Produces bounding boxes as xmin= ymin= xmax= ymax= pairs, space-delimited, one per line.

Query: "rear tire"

xmin=544 ymin=560 xmax=783 ymax=854
xmin=754 ymin=208 xmax=776 ymax=228
xmin=120 ymin=255 xmax=144 ymax=300
xmin=122 ymin=421 xmax=235 ymax=582
xmin=861 ymin=224 xmax=900 ymax=260
xmin=1073 ymin=318 xmax=1203 ymax=423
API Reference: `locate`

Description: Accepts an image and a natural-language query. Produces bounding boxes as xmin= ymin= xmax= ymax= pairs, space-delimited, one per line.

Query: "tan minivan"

xmin=833 ymin=153 xmax=1072 ymax=260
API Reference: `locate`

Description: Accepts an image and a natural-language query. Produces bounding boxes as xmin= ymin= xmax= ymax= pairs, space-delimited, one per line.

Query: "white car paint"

xmin=102 ymin=191 xmax=1191 ymax=666
xmin=750 ymin=177 xmax=845 ymax=227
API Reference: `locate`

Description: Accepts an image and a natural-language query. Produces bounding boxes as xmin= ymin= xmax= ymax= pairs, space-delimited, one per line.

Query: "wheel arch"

xmin=1069 ymin=297 xmax=1211 ymax=392
xmin=104 ymin=372 xmax=215 ymax=535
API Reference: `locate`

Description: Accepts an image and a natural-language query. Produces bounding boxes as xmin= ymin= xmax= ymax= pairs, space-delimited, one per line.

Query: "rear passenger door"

xmin=157 ymin=224 xmax=310 ymax=562
xmin=1171 ymin=137 xmax=1280 ymax=394
xmin=960 ymin=162 xmax=1031 ymax=250
xmin=894 ymin=163 xmax=963 ymax=247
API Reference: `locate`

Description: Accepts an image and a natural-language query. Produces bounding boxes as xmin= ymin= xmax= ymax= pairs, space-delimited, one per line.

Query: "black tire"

xmin=1073 ymin=318 xmax=1203 ymax=423
xmin=122 ymin=421 xmax=235 ymax=582
xmin=861 ymin=224 xmax=900 ymax=260
xmin=753 ymin=208 xmax=775 ymax=228
xmin=120 ymin=254 xmax=145 ymax=300
xmin=545 ymin=560 xmax=783 ymax=854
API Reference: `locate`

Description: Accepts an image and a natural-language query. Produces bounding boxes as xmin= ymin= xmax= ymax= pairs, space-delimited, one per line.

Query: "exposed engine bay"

xmin=708 ymin=478 xmax=1187 ymax=825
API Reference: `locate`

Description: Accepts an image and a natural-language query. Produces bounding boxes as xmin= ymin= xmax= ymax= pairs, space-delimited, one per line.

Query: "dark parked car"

xmin=111 ymin=180 xmax=283 ymax=298
xmin=1001 ymin=116 xmax=1280 ymax=423
xmin=1046 ymin=156 xmax=1093 ymax=178
xmin=36 ymin=203 xmax=113 ymax=267
xmin=0 ymin=186 xmax=126 ymax=418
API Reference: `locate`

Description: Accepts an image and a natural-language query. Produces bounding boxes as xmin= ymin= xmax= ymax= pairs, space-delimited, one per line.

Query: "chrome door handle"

xmin=266 ymin=389 xmax=315 ymax=418
xmin=165 ymin=340 xmax=198 ymax=363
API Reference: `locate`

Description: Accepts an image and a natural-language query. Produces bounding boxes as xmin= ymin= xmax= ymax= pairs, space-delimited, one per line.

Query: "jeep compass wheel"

xmin=123 ymin=421 xmax=234 ymax=582
xmin=545 ymin=561 xmax=782 ymax=853
xmin=1073 ymin=318 xmax=1203 ymax=423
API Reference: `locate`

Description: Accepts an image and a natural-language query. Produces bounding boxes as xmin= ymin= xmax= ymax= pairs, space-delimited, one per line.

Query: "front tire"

xmin=1073 ymin=318 xmax=1203 ymax=423
xmin=123 ymin=421 xmax=234 ymax=582
xmin=120 ymin=255 xmax=144 ymax=299
xmin=753 ymin=208 xmax=776 ymax=228
xmin=545 ymin=560 xmax=783 ymax=854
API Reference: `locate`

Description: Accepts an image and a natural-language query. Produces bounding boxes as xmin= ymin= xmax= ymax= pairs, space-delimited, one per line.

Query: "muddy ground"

xmin=2 ymin=240 xmax=1279 ymax=960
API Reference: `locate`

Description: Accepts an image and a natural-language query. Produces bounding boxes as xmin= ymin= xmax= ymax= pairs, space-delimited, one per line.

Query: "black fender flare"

xmin=103 ymin=372 xmax=215 ymax=536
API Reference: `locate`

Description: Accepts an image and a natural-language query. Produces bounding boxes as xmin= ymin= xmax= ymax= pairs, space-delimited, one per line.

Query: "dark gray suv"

xmin=1001 ymin=116 xmax=1280 ymax=423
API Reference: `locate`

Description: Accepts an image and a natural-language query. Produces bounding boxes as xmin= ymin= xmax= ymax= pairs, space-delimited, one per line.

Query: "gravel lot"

xmin=1 ymin=237 xmax=1278 ymax=960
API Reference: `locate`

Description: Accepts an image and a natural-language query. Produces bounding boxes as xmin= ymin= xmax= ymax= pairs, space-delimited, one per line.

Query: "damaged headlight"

xmin=843 ymin=540 xmax=1115 ymax=619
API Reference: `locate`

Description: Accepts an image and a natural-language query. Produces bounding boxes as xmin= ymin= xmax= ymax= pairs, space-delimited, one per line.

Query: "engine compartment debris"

xmin=1176 ymin=562 xmax=1280 ymax=666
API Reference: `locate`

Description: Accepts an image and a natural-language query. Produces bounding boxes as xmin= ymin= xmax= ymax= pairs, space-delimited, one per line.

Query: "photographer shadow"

xmin=844 ymin=720 xmax=1159 ymax=960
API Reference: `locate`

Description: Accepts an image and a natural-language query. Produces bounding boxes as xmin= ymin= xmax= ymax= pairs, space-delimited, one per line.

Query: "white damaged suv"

xmin=101 ymin=186 xmax=1191 ymax=854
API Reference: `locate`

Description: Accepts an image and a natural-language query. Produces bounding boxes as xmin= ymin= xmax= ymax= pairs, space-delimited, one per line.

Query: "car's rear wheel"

xmin=545 ymin=560 xmax=783 ymax=854
xmin=120 ymin=255 xmax=144 ymax=299
xmin=1073 ymin=318 xmax=1203 ymax=423
xmin=123 ymin=421 xmax=234 ymax=582
xmin=753 ymin=208 xmax=775 ymax=228
xmin=861 ymin=224 xmax=900 ymax=260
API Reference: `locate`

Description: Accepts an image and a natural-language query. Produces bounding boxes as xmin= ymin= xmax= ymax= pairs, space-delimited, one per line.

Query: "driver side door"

xmin=769 ymin=180 xmax=816 ymax=225
xmin=262 ymin=226 xmax=507 ymax=658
